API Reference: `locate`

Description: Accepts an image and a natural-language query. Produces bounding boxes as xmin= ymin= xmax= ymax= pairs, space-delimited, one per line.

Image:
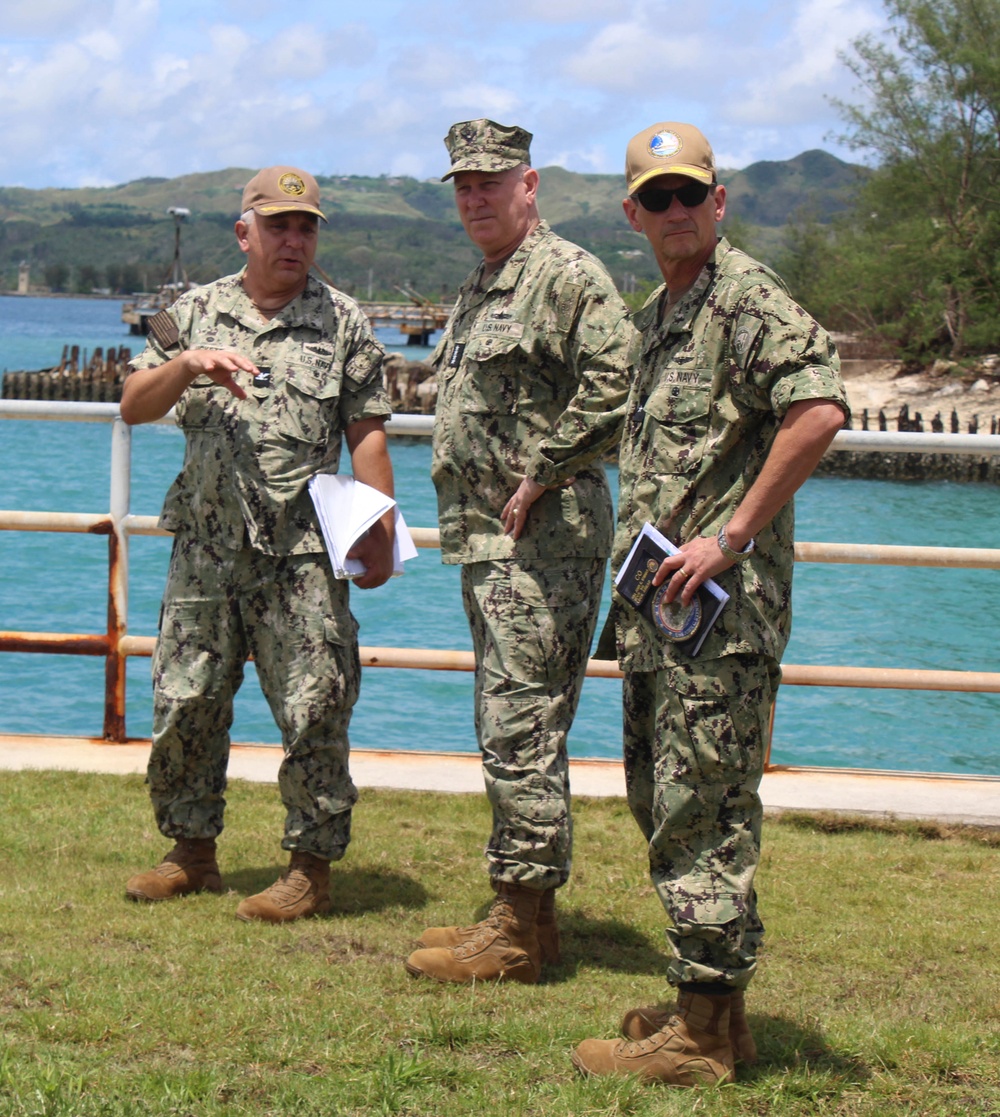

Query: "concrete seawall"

xmin=2 ymin=734 xmax=998 ymax=829
xmin=817 ymin=448 xmax=1000 ymax=483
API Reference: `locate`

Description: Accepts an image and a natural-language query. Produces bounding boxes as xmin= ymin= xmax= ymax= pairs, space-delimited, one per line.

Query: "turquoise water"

xmin=2 ymin=296 xmax=999 ymax=775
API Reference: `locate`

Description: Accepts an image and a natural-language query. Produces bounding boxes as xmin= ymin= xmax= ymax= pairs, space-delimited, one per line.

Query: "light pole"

xmin=166 ymin=206 xmax=190 ymax=289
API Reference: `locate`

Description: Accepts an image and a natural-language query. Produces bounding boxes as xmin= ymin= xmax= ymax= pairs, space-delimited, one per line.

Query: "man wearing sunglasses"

xmin=572 ymin=123 xmax=849 ymax=1085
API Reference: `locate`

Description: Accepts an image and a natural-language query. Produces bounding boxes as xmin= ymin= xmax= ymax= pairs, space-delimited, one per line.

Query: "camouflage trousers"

xmin=148 ymin=534 xmax=361 ymax=860
xmin=461 ymin=557 xmax=605 ymax=891
xmin=623 ymin=654 xmax=780 ymax=989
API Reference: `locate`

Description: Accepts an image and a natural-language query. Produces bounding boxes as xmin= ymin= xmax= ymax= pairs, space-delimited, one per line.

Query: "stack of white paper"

xmin=308 ymin=473 xmax=418 ymax=579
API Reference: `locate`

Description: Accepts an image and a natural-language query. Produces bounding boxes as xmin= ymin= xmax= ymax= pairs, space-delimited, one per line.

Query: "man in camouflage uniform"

xmin=404 ymin=120 xmax=633 ymax=984
xmin=572 ymin=123 xmax=849 ymax=1083
xmin=121 ymin=166 xmax=395 ymax=923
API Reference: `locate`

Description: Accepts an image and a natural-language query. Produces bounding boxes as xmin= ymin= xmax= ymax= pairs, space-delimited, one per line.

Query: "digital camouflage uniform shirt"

xmin=613 ymin=237 xmax=849 ymax=671
xmin=131 ymin=269 xmax=391 ymax=553
xmin=129 ymin=270 xmax=391 ymax=857
xmin=431 ymin=220 xmax=634 ymax=563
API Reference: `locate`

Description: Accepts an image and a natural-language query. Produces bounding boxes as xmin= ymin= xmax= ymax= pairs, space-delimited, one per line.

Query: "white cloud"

xmin=388 ymin=152 xmax=428 ymax=178
xmin=439 ymin=85 xmax=523 ymax=118
xmin=0 ymin=0 xmax=889 ymax=188
xmin=729 ymin=0 xmax=883 ymax=127
xmin=563 ymin=19 xmax=710 ymax=91
xmin=149 ymin=53 xmax=193 ymax=91
xmin=385 ymin=42 xmax=481 ymax=92
xmin=76 ymin=29 xmax=122 ymax=64
xmin=254 ymin=22 xmax=374 ymax=80
xmin=502 ymin=0 xmax=636 ymax=21
xmin=0 ymin=0 xmax=114 ymax=36
xmin=545 ymin=143 xmax=612 ymax=173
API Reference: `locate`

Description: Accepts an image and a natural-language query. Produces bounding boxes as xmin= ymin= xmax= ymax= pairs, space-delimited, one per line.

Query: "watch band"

xmin=718 ymin=522 xmax=755 ymax=563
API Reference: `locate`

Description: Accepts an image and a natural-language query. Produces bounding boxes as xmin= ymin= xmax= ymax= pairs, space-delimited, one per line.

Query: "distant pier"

xmin=3 ymin=295 xmax=449 ymax=403
xmin=123 ymin=295 xmax=451 ymax=344
xmin=1 ymin=345 xmax=131 ymax=403
xmin=358 ymin=300 xmax=450 ymax=346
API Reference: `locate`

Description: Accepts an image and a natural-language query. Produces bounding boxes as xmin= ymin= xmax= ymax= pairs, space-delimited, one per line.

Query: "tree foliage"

xmin=798 ymin=0 xmax=1000 ymax=358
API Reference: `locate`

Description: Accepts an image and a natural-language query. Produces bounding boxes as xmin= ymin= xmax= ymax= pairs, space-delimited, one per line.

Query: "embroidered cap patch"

xmin=278 ymin=173 xmax=306 ymax=197
xmin=648 ymin=131 xmax=682 ymax=159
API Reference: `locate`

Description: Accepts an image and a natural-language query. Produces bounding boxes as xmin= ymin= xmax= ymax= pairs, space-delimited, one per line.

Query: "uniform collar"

xmin=466 ymin=219 xmax=551 ymax=297
xmin=219 ymin=267 xmax=326 ymax=331
xmin=634 ymin=237 xmax=732 ymax=350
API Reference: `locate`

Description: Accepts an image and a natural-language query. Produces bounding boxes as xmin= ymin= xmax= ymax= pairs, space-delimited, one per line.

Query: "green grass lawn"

xmin=1 ymin=770 xmax=998 ymax=1116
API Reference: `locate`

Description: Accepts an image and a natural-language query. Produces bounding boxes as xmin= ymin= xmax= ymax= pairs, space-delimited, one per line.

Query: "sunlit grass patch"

xmin=0 ymin=770 xmax=997 ymax=1116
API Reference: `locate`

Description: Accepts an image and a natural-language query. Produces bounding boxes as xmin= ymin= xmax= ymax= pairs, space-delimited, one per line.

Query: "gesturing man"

xmin=121 ymin=166 xmax=395 ymax=923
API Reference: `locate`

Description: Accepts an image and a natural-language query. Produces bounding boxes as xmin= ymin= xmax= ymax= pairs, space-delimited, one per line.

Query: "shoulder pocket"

xmin=732 ymin=312 xmax=765 ymax=371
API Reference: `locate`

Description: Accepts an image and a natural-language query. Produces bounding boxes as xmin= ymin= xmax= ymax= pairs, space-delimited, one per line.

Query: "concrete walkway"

xmin=2 ymin=733 xmax=998 ymax=828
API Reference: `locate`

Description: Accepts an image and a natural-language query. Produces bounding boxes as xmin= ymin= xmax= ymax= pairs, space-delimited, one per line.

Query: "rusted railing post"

xmin=104 ymin=416 xmax=131 ymax=741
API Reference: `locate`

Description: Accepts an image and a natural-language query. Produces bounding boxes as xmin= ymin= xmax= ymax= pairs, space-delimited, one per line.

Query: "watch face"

xmin=650 ymin=584 xmax=702 ymax=642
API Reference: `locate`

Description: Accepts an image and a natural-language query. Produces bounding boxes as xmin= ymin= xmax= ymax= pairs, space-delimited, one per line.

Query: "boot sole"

xmin=234 ymin=901 xmax=332 ymax=924
xmin=125 ymin=884 xmax=223 ymax=902
xmin=404 ymin=959 xmax=538 ymax=985
xmin=571 ymin=1050 xmax=734 ymax=1084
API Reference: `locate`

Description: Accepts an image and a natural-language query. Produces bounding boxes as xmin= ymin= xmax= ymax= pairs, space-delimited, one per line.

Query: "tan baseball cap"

xmin=625 ymin=122 xmax=716 ymax=195
xmin=442 ymin=119 xmax=532 ymax=181
xmin=241 ymin=165 xmax=327 ymax=221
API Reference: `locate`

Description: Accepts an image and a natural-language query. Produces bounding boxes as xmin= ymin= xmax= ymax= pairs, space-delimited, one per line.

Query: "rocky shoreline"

xmin=839 ymin=354 xmax=1000 ymax=432
xmin=383 ymin=349 xmax=1000 ymax=483
xmin=826 ymin=357 xmax=1000 ymax=482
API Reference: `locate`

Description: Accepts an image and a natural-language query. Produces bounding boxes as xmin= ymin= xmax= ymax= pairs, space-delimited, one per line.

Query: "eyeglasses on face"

xmin=634 ymin=181 xmax=712 ymax=212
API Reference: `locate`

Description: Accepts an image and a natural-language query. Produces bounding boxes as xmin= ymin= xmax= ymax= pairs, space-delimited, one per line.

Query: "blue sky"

xmin=0 ymin=0 xmax=887 ymax=190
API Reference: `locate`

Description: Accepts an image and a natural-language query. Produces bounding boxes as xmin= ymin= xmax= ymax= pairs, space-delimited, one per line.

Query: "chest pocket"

xmin=278 ymin=361 xmax=343 ymax=444
xmin=176 ymin=377 xmax=234 ymax=431
xmin=457 ymin=331 xmax=521 ymax=415
xmin=641 ymin=377 xmax=712 ymax=474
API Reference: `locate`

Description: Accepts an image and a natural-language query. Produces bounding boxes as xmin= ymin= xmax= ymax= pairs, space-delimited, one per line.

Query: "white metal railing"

xmin=2 ymin=400 xmax=1000 ymax=750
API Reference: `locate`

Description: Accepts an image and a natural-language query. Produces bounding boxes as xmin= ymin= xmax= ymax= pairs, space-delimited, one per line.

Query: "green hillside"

xmin=0 ymin=153 xmax=867 ymax=302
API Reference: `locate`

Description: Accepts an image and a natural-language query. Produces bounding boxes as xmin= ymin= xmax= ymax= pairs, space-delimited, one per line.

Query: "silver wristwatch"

xmin=717 ymin=522 xmax=755 ymax=563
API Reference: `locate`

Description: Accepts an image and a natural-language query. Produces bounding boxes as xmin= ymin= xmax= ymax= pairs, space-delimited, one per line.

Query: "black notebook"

xmin=615 ymin=523 xmax=729 ymax=656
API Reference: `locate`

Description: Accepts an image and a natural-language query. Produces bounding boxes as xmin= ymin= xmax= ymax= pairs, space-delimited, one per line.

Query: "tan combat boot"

xmin=125 ymin=838 xmax=223 ymax=902
xmin=235 ymin=851 xmax=331 ymax=923
xmin=620 ymin=987 xmax=757 ymax=1064
xmin=405 ymin=882 xmax=543 ymax=984
xmin=572 ymin=989 xmax=735 ymax=1085
xmin=416 ymin=884 xmax=561 ymax=964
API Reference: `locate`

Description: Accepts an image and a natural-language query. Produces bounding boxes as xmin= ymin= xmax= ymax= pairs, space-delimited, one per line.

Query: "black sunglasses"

xmin=634 ymin=182 xmax=712 ymax=212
